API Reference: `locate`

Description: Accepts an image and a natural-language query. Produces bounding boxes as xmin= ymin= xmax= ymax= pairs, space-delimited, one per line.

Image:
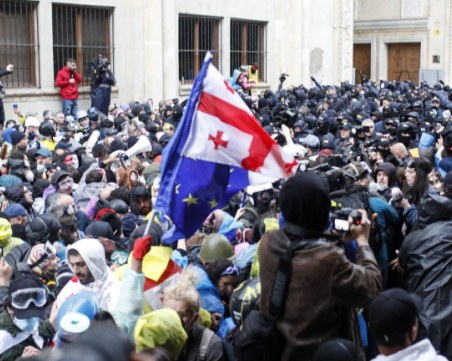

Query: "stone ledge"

xmin=3 ymin=86 xmax=119 ymax=102
xmin=354 ymin=18 xmax=429 ymax=32
xmin=178 ymin=82 xmax=271 ymax=97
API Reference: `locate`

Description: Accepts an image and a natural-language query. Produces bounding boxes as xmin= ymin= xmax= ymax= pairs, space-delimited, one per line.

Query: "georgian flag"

xmin=154 ymin=52 xmax=296 ymax=242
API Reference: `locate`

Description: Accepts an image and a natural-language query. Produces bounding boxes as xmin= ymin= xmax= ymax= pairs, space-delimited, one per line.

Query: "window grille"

xmin=0 ymin=1 xmax=38 ymax=88
xmin=179 ymin=15 xmax=221 ymax=83
xmin=53 ymin=5 xmax=114 ymax=86
xmin=230 ymin=20 xmax=266 ymax=82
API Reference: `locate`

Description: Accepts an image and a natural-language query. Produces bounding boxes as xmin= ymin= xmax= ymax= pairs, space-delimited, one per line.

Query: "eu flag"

xmin=154 ymin=53 xmax=296 ymax=242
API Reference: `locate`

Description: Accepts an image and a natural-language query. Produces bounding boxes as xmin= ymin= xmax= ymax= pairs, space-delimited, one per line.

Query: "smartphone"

xmin=13 ymin=104 xmax=18 ymax=109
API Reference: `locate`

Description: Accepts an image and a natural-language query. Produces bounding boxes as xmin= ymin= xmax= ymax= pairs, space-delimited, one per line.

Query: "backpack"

xmin=233 ymin=232 xmax=323 ymax=361
xmin=199 ymin=327 xmax=215 ymax=361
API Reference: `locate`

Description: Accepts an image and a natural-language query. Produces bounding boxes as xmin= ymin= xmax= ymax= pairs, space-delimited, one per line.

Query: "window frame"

xmin=178 ymin=14 xmax=221 ymax=84
xmin=230 ymin=19 xmax=267 ymax=82
xmin=0 ymin=1 xmax=39 ymax=88
xmin=52 ymin=4 xmax=114 ymax=87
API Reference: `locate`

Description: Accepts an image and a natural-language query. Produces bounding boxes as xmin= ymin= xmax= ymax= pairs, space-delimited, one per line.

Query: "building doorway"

xmin=387 ymin=43 xmax=420 ymax=84
xmin=353 ymin=44 xmax=371 ymax=83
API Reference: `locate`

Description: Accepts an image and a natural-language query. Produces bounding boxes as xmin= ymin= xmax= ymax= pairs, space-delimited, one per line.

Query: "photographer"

xmin=0 ymin=63 xmax=14 ymax=127
xmin=56 ymin=58 xmax=82 ymax=118
xmin=90 ymin=55 xmax=116 ymax=115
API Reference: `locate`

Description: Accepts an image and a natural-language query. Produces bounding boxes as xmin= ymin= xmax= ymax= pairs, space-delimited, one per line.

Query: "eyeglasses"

xmin=11 ymin=287 xmax=47 ymax=309
xmin=221 ymin=265 xmax=239 ymax=276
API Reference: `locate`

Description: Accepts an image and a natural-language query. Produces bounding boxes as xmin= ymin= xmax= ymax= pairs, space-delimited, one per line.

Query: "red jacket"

xmin=56 ymin=66 xmax=82 ymax=100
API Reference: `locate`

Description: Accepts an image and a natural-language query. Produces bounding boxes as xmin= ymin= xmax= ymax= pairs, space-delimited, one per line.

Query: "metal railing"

xmin=52 ymin=4 xmax=114 ymax=86
xmin=0 ymin=1 xmax=38 ymax=88
xmin=230 ymin=19 xmax=266 ymax=82
xmin=179 ymin=15 xmax=221 ymax=83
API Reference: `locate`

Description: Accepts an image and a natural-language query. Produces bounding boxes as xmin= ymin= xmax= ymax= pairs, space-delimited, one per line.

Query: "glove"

xmin=132 ymin=236 xmax=152 ymax=260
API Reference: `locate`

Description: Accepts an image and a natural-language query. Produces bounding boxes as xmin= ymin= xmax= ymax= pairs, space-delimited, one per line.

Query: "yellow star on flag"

xmin=209 ymin=199 xmax=218 ymax=208
xmin=182 ymin=193 xmax=198 ymax=206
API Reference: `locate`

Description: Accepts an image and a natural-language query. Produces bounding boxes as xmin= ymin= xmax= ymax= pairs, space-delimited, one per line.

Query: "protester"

xmin=56 ymin=58 xmax=82 ymax=118
xmin=2 ymin=62 xmax=452 ymax=361
xmin=0 ymin=63 xmax=14 ymax=127
xmin=367 ymin=288 xmax=448 ymax=361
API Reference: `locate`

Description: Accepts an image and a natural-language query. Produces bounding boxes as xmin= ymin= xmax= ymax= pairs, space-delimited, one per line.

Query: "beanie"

xmin=10 ymin=131 xmax=26 ymax=146
xmin=279 ymin=173 xmax=330 ymax=232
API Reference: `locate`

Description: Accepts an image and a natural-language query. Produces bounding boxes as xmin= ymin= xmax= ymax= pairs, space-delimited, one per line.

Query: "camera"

xmin=90 ymin=54 xmax=110 ymax=74
xmin=332 ymin=207 xmax=362 ymax=232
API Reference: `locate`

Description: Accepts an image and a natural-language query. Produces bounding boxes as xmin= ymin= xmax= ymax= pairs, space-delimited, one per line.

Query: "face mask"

xmin=25 ymin=171 xmax=35 ymax=183
xmin=13 ymin=316 xmax=40 ymax=332
xmin=37 ymin=164 xmax=46 ymax=173
xmin=376 ymin=183 xmax=388 ymax=191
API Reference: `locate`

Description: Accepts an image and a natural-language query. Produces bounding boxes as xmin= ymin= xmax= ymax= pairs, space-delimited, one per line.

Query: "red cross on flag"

xmin=181 ymin=61 xmax=296 ymax=179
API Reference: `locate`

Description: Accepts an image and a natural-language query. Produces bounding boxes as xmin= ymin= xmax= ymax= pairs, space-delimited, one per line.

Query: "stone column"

xmin=337 ymin=0 xmax=354 ymax=83
xmin=162 ymin=0 xmax=177 ymax=99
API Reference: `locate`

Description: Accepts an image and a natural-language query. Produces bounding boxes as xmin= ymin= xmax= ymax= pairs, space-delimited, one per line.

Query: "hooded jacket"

xmin=371 ymin=339 xmax=447 ymax=361
xmin=55 ymin=239 xmax=120 ymax=313
xmin=55 ymin=66 xmax=82 ymax=100
xmin=399 ymin=195 xmax=452 ymax=359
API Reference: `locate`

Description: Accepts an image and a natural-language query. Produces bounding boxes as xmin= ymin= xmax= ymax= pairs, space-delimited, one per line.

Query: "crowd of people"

xmin=0 ymin=59 xmax=451 ymax=361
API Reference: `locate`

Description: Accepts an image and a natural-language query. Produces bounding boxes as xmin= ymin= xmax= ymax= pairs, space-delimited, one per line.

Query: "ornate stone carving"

xmin=338 ymin=0 xmax=354 ymax=82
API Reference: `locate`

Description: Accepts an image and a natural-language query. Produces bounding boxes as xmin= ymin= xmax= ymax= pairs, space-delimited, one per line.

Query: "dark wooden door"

xmin=353 ymin=44 xmax=371 ymax=83
xmin=387 ymin=43 xmax=420 ymax=84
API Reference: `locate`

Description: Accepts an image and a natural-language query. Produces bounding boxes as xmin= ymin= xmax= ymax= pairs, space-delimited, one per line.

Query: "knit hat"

xmin=4 ymin=203 xmax=27 ymax=218
xmin=279 ymin=172 xmax=330 ymax=232
xmin=5 ymin=184 xmax=26 ymax=204
xmin=0 ymin=174 xmax=22 ymax=189
xmin=27 ymin=243 xmax=57 ymax=281
xmin=10 ymin=130 xmax=26 ymax=146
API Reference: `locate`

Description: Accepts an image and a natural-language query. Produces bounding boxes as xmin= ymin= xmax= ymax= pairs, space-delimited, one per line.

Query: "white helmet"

xmin=25 ymin=116 xmax=40 ymax=127
xmin=77 ymin=110 xmax=88 ymax=121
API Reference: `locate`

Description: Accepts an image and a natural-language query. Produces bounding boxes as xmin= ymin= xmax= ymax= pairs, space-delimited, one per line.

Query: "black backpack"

xmin=233 ymin=232 xmax=323 ymax=361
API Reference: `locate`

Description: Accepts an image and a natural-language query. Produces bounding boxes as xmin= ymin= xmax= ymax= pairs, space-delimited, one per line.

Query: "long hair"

xmin=405 ymin=158 xmax=432 ymax=206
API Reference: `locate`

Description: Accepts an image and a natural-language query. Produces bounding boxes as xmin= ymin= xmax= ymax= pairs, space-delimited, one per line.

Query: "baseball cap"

xmin=367 ymin=288 xmax=422 ymax=345
xmin=36 ymin=148 xmax=52 ymax=158
xmin=340 ymin=122 xmax=353 ymax=130
xmin=8 ymin=275 xmax=48 ymax=319
xmin=298 ymin=134 xmax=320 ymax=149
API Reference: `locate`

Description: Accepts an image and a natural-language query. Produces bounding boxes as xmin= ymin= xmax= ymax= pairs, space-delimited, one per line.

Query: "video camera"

xmin=331 ymin=207 xmax=362 ymax=232
xmin=90 ymin=54 xmax=110 ymax=74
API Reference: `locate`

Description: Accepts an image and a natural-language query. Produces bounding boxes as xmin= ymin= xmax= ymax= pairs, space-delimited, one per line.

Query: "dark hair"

xmin=67 ymin=58 xmax=76 ymax=63
xmin=405 ymin=158 xmax=432 ymax=206
xmin=86 ymin=169 xmax=104 ymax=184
xmin=204 ymin=259 xmax=234 ymax=286
xmin=67 ymin=248 xmax=80 ymax=257
xmin=108 ymin=187 xmax=130 ymax=206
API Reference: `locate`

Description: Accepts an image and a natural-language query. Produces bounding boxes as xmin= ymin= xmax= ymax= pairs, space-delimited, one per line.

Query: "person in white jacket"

xmin=368 ymin=288 xmax=448 ymax=361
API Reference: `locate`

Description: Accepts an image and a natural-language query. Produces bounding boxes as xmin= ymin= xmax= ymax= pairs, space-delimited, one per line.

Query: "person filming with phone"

xmin=0 ymin=63 xmax=14 ymax=128
xmin=56 ymin=58 xmax=82 ymax=118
